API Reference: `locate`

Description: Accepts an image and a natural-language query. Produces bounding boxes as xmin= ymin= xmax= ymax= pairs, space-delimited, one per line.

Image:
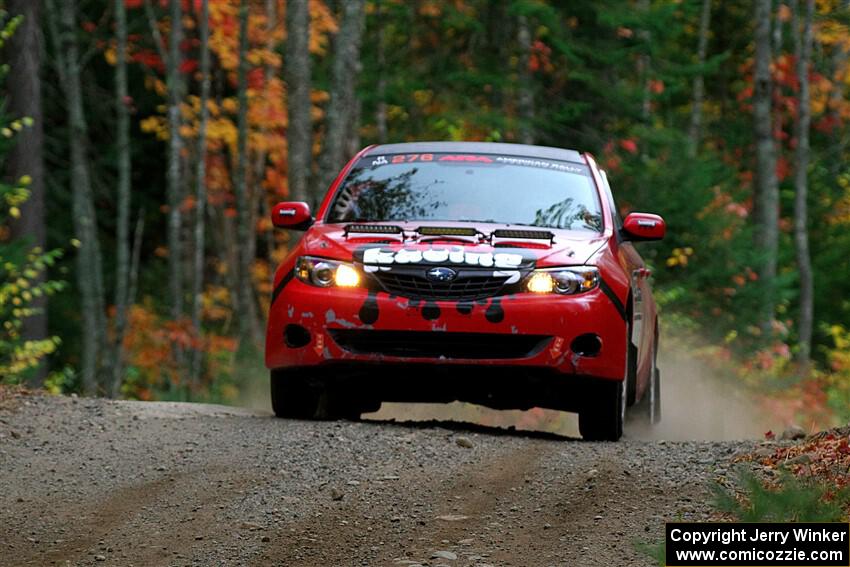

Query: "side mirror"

xmin=272 ymin=202 xmax=313 ymax=230
xmin=621 ymin=212 xmax=665 ymax=242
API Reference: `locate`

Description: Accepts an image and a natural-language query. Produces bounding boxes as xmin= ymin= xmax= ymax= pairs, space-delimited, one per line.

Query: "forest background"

xmin=1 ymin=0 xmax=849 ymax=430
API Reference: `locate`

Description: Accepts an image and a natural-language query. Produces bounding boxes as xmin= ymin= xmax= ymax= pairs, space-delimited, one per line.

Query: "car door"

xmin=599 ymin=171 xmax=651 ymax=397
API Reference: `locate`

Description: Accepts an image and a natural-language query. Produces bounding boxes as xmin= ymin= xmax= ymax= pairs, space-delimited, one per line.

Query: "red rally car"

xmin=266 ymin=142 xmax=665 ymax=441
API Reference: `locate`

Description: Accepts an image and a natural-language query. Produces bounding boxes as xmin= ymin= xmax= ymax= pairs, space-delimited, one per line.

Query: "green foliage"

xmin=713 ymin=468 xmax=850 ymax=523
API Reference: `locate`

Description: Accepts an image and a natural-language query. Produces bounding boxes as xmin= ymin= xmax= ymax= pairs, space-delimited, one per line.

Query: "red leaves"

xmin=619 ymin=139 xmax=638 ymax=155
xmin=179 ymin=59 xmax=199 ymax=74
xmin=247 ymin=68 xmax=265 ymax=90
xmin=748 ymin=427 xmax=850 ymax=490
xmin=131 ymin=49 xmax=165 ymax=72
xmin=528 ymin=40 xmax=553 ymax=74
xmin=776 ymin=155 xmax=791 ymax=182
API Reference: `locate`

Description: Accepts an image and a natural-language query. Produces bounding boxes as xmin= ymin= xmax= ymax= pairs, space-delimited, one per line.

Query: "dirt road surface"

xmin=0 ymin=390 xmax=765 ymax=567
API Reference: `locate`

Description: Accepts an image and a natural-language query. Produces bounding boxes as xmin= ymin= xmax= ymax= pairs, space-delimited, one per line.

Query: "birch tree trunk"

xmin=315 ymin=0 xmax=366 ymax=199
xmin=48 ymin=0 xmax=108 ymax=394
xmin=6 ymin=0 xmax=47 ymax=386
xmin=753 ymin=0 xmax=779 ymax=330
xmin=111 ymin=0 xmax=132 ymax=397
xmin=688 ymin=0 xmax=712 ymax=156
xmin=517 ymin=13 xmax=535 ymax=145
xmin=190 ymin=0 xmax=211 ymax=388
xmin=167 ymin=0 xmax=184 ymax=324
xmin=285 ymin=0 xmax=312 ymax=202
xmin=793 ymin=0 xmax=814 ymax=366
xmin=234 ymin=0 xmax=262 ymax=348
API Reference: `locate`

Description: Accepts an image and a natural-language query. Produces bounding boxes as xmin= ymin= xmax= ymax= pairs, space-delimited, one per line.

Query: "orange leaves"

xmin=121 ymin=297 xmax=238 ymax=399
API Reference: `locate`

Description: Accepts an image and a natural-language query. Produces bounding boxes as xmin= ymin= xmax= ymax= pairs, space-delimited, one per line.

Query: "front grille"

xmin=371 ymin=270 xmax=510 ymax=301
xmin=329 ymin=330 xmax=551 ymax=360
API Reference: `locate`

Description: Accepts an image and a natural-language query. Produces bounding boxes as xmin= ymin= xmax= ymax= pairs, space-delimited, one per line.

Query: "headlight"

xmin=295 ymin=257 xmax=361 ymax=288
xmin=525 ymin=266 xmax=600 ymax=295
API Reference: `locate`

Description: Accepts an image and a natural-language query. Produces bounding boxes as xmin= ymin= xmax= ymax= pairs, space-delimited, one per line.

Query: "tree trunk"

xmin=828 ymin=0 xmax=850 ymax=176
xmin=688 ymin=0 xmax=712 ymax=156
xmin=375 ymin=0 xmax=387 ymax=144
xmin=48 ymin=0 xmax=108 ymax=394
xmin=250 ymin=0 xmax=277 ymax=260
xmin=792 ymin=0 xmax=814 ymax=367
xmin=189 ymin=0 xmax=211 ymax=388
xmin=753 ymin=0 xmax=779 ymax=330
xmin=167 ymin=0 xmax=184 ymax=324
xmin=285 ymin=0 xmax=312 ymax=202
xmin=6 ymin=0 xmax=47 ymax=387
xmin=234 ymin=0 xmax=262 ymax=348
xmin=517 ymin=13 xmax=535 ymax=145
xmin=110 ymin=0 xmax=132 ymax=397
xmin=315 ymin=0 xmax=366 ymax=200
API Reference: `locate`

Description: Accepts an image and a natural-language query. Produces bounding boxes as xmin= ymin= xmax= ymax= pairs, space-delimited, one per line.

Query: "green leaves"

xmin=713 ymin=467 xmax=850 ymax=523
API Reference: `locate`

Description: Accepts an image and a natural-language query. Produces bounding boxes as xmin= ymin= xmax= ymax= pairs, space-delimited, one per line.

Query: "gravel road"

xmin=0 ymin=391 xmax=763 ymax=567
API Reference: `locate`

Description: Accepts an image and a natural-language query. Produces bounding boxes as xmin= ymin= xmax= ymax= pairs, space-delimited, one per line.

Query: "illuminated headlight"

xmin=295 ymin=257 xmax=361 ymax=288
xmin=525 ymin=266 xmax=600 ymax=295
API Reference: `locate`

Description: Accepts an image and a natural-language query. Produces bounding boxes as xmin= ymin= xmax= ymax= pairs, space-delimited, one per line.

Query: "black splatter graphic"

xmin=359 ymin=289 xmax=379 ymax=324
xmin=422 ymin=301 xmax=441 ymax=320
xmin=456 ymin=302 xmax=473 ymax=315
xmin=485 ymin=298 xmax=504 ymax=323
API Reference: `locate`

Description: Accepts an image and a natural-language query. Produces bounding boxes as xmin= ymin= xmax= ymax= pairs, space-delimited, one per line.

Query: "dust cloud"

xmin=626 ymin=349 xmax=776 ymax=441
xmin=364 ymin=348 xmax=778 ymax=441
xmin=236 ymin=347 xmax=778 ymax=441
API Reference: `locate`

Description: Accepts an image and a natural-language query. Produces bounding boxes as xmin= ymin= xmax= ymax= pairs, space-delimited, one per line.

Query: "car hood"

xmin=302 ymin=221 xmax=608 ymax=268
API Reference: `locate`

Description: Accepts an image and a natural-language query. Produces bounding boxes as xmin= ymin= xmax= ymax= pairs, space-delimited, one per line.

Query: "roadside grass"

xmin=638 ymin=464 xmax=850 ymax=566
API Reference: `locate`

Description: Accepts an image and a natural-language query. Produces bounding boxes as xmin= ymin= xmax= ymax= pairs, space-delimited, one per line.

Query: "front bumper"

xmin=265 ymin=277 xmax=627 ymax=382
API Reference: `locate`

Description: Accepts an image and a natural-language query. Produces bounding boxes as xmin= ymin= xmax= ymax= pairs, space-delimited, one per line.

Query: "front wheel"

xmin=578 ymin=378 xmax=625 ymax=441
xmin=270 ymin=369 xmax=321 ymax=419
xmin=637 ymin=328 xmax=662 ymax=425
xmin=270 ymin=370 xmax=370 ymax=420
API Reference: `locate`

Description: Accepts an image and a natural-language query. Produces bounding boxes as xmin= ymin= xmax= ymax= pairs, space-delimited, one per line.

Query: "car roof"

xmin=362 ymin=141 xmax=585 ymax=165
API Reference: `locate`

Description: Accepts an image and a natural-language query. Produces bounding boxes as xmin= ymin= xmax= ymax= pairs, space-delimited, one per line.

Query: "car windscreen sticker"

xmin=364 ymin=153 xmax=587 ymax=175
xmin=493 ymin=156 xmax=585 ymax=174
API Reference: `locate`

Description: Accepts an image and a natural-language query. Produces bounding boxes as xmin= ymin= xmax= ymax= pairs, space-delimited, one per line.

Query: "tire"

xmin=578 ymin=378 xmax=625 ymax=441
xmin=636 ymin=327 xmax=661 ymax=425
xmin=625 ymin=335 xmax=638 ymax=407
xmin=270 ymin=369 xmax=366 ymax=420
xmin=270 ymin=369 xmax=321 ymax=419
xmin=625 ymin=301 xmax=638 ymax=407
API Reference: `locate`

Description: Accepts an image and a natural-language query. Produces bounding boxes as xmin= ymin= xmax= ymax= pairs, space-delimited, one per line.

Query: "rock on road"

xmin=0 ymin=393 xmax=757 ymax=567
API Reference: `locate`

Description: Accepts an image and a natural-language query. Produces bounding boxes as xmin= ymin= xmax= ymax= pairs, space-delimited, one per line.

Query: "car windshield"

xmin=326 ymin=153 xmax=603 ymax=232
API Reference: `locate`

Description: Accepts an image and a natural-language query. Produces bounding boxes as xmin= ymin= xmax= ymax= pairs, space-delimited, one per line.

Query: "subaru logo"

xmin=426 ymin=267 xmax=457 ymax=282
